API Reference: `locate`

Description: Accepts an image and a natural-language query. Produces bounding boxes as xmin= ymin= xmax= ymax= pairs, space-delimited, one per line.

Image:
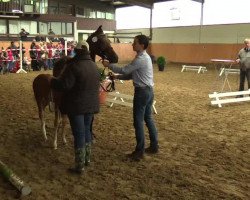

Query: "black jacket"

xmin=51 ymin=53 xmax=100 ymax=115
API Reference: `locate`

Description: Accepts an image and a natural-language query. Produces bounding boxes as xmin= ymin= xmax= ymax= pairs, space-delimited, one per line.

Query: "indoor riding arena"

xmin=0 ymin=0 xmax=249 ymax=200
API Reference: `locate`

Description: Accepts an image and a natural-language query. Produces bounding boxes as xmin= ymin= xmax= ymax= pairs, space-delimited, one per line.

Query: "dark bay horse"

xmin=33 ymin=26 xmax=118 ymax=149
xmin=87 ymin=25 xmax=118 ymax=63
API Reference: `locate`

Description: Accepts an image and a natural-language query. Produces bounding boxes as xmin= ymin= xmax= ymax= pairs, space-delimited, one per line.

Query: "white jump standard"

xmin=209 ymin=89 xmax=250 ymax=107
xmin=181 ymin=65 xmax=207 ymax=73
xmin=219 ymin=68 xmax=240 ymax=76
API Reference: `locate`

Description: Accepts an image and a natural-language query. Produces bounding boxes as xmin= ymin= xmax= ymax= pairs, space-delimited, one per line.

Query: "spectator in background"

xmin=0 ymin=47 xmax=7 ymax=74
xmin=9 ymin=41 xmax=18 ymax=60
xmin=48 ymin=28 xmax=55 ymax=42
xmin=30 ymin=40 xmax=39 ymax=71
xmin=46 ymin=41 xmax=54 ymax=69
xmin=35 ymin=33 xmax=41 ymax=42
xmin=19 ymin=28 xmax=29 ymax=41
xmin=35 ymin=33 xmax=45 ymax=42
xmin=6 ymin=47 xmax=15 ymax=72
xmin=236 ymin=38 xmax=250 ymax=91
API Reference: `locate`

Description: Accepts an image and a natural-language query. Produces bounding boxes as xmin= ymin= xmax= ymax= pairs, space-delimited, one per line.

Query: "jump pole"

xmin=0 ymin=160 xmax=31 ymax=196
xmin=16 ymin=40 xmax=27 ymax=74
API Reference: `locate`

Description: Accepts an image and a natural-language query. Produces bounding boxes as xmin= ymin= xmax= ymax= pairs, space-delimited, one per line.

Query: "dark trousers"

xmin=68 ymin=114 xmax=94 ymax=149
xmin=239 ymin=68 xmax=250 ymax=91
xmin=133 ymin=86 xmax=158 ymax=152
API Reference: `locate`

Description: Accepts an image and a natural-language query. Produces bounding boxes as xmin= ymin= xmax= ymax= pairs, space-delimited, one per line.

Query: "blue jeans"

xmin=7 ymin=61 xmax=15 ymax=72
xmin=133 ymin=86 xmax=158 ymax=152
xmin=68 ymin=114 xmax=93 ymax=149
xmin=46 ymin=59 xmax=54 ymax=70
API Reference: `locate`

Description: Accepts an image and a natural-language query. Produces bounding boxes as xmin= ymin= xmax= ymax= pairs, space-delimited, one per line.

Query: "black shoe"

xmin=145 ymin=146 xmax=159 ymax=154
xmin=67 ymin=167 xmax=84 ymax=174
xmin=127 ymin=151 xmax=144 ymax=161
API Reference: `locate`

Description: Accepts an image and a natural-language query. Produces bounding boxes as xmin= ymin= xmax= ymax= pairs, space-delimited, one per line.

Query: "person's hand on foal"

xmin=102 ymin=59 xmax=110 ymax=68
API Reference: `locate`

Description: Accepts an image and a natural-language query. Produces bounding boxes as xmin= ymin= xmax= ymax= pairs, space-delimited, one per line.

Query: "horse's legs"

xmin=53 ymin=109 xmax=60 ymax=150
xmin=39 ymin=106 xmax=47 ymax=141
xmin=61 ymin=114 xmax=67 ymax=145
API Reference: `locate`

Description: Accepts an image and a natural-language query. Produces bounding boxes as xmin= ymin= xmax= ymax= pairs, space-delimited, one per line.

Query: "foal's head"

xmin=87 ymin=25 xmax=118 ymax=63
xmin=53 ymin=56 xmax=72 ymax=77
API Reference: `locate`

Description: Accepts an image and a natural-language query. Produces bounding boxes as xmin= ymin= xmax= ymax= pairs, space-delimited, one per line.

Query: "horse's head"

xmin=87 ymin=25 xmax=118 ymax=63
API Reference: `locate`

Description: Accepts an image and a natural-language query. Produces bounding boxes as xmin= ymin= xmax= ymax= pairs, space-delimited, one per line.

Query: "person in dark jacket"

xmin=51 ymin=41 xmax=100 ymax=174
xmin=30 ymin=40 xmax=39 ymax=71
xmin=19 ymin=28 xmax=29 ymax=41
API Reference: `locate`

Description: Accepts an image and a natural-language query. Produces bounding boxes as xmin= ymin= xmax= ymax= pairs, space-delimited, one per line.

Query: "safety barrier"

xmin=208 ymin=89 xmax=250 ymax=107
xmin=181 ymin=65 xmax=207 ymax=73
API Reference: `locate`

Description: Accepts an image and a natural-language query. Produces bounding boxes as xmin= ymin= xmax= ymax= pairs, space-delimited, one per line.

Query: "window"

xmin=76 ymin=7 xmax=84 ymax=16
xmin=116 ymin=0 xmax=250 ymax=29
xmin=58 ymin=3 xmax=72 ymax=15
xmin=0 ymin=19 xmax=7 ymax=34
xmin=39 ymin=22 xmax=48 ymax=35
xmin=116 ymin=6 xmax=150 ymax=29
xmin=106 ymin=12 xmax=114 ymax=20
xmin=170 ymin=7 xmax=180 ymax=20
xmin=49 ymin=22 xmax=61 ymax=34
xmin=62 ymin=22 xmax=65 ymax=35
xmin=96 ymin=11 xmax=105 ymax=19
xmin=46 ymin=22 xmax=73 ymax=35
xmin=203 ymin=0 xmax=250 ymax=25
xmin=9 ymin=20 xmax=37 ymax=34
xmin=23 ymin=0 xmax=48 ymax=14
xmin=48 ymin=0 xmax=58 ymax=14
xmin=40 ymin=0 xmax=48 ymax=14
xmin=84 ymin=8 xmax=96 ymax=18
xmin=34 ymin=1 xmax=40 ymax=13
xmin=152 ymin=1 xmax=201 ymax=27
xmin=66 ymin=23 xmax=72 ymax=34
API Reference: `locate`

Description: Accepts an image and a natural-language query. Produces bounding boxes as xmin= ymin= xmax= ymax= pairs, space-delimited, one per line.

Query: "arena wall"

xmin=116 ymin=23 xmax=250 ymax=63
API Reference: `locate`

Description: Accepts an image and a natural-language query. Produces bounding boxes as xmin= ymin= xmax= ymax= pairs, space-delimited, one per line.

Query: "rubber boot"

xmin=68 ymin=148 xmax=85 ymax=174
xmin=85 ymin=143 xmax=91 ymax=166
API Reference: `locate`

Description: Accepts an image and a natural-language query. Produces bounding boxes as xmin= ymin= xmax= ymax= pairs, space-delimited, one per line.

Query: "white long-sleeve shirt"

xmin=108 ymin=50 xmax=154 ymax=88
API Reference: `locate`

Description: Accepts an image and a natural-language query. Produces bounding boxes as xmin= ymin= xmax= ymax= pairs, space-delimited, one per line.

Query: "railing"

xmin=0 ymin=2 xmax=41 ymax=14
xmin=0 ymin=1 xmax=22 ymax=13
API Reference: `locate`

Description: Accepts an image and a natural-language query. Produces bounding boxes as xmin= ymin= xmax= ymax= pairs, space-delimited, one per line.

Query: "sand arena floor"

xmin=0 ymin=63 xmax=249 ymax=200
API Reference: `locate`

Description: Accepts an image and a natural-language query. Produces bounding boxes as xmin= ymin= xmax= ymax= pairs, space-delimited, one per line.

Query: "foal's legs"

xmin=53 ymin=111 xmax=67 ymax=149
xmin=61 ymin=114 xmax=67 ymax=145
xmin=53 ymin=109 xmax=60 ymax=149
xmin=39 ymin=105 xmax=47 ymax=141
